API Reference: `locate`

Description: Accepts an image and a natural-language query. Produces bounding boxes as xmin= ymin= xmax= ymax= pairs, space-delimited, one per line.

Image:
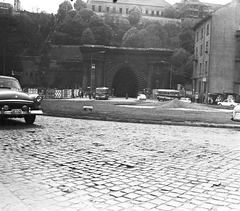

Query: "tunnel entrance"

xmin=112 ymin=67 xmax=138 ymax=97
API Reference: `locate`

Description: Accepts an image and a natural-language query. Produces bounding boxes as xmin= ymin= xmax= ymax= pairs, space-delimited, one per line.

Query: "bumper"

xmin=232 ymin=112 xmax=240 ymax=121
xmin=1 ymin=109 xmax=43 ymax=116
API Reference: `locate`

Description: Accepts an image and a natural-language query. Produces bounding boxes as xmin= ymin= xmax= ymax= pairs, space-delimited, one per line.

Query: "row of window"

xmin=197 ymin=61 xmax=208 ymax=75
xmin=196 ymin=24 xmax=210 ymax=41
xmin=91 ymin=5 xmax=163 ymax=16
xmin=0 ymin=3 xmax=11 ymax=9
xmin=195 ymin=41 xmax=209 ymax=57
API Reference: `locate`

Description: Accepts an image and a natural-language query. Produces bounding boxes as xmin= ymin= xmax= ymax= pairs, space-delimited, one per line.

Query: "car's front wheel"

xmin=24 ymin=115 xmax=36 ymax=124
xmin=218 ymin=103 xmax=222 ymax=106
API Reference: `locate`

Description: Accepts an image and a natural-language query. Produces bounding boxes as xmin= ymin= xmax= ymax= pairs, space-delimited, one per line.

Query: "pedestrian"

xmin=81 ymin=91 xmax=84 ymax=98
xmin=126 ymin=93 xmax=128 ymax=99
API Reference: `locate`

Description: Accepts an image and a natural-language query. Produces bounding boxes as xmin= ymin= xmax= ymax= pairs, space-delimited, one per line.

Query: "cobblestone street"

xmin=1 ymin=116 xmax=240 ymax=211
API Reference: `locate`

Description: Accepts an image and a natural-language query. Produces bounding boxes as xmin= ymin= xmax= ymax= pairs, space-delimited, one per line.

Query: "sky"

xmin=2 ymin=0 xmax=233 ymax=14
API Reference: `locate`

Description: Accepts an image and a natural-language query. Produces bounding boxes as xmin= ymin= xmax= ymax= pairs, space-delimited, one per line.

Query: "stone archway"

xmin=112 ymin=66 xmax=138 ymax=97
xmin=105 ymin=62 xmax=146 ymax=96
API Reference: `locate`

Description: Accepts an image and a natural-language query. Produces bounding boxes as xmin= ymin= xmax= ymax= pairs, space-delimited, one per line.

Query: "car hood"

xmin=0 ymin=89 xmax=33 ymax=103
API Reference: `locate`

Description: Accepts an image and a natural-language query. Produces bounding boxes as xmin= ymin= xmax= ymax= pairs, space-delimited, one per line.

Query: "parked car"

xmin=137 ymin=94 xmax=147 ymax=100
xmin=179 ymin=97 xmax=191 ymax=103
xmin=0 ymin=75 xmax=43 ymax=124
xmin=232 ymin=104 xmax=240 ymax=121
xmin=217 ymin=99 xmax=238 ymax=107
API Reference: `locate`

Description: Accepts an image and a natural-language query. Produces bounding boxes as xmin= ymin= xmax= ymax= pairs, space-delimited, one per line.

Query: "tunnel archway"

xmin=112 ymin=67 xmax=138 ymax=97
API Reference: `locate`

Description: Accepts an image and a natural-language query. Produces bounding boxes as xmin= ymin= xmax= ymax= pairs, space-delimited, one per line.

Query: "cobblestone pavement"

xmin=1 ymin=116 xmax=240 ymax=211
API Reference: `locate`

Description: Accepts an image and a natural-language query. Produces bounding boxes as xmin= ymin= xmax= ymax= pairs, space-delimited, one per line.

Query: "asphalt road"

xmin=1 ymin=116 xmax=240 ymax=211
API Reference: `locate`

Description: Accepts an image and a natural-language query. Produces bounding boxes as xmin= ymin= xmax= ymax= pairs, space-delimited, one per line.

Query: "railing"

xmin=23 ymin=88 xmax=80 ymax=99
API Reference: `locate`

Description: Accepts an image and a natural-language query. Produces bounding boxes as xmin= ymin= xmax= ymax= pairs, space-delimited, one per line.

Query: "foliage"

xmin=57 ymin=0 xmax=73 ymax=22
xmin=81 ymin=28 xmax=95 ymax=44
xmin=78 ymin=8 xmax=95 ymax=23
xmin=163 ymin=6 xmax=179 ymax=18
xmin=178 ymin=27 xmax=195 ymax=54
xmin=74 ymin=0 xmax=87 ymax=11
xmin=128 ymin=6 xmax=142 ymax=26
xmin=171 ymin=48 xmax=193 ymax=85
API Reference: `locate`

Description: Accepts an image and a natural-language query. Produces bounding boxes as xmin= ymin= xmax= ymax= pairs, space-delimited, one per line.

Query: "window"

xmin=157 ymin=11 xmax=159 ymax=16
xmin=200 ymin=44 xmax=203 ymax=56
xmin=92 ymin=5 xmax=95 ymax=11
xmin=99 ymin=5 xmax=101 ymax=12
xmin=113 ymin=7 xmax=116 ymax=13
xmin=196 ymin=47 xmax=198 ymax=57
xmin=203 ymin=82 xmax=207 ymax=93
xmin=119 ymin=8 xmax=122 ymax=13
xmin=205 ymin=61 xmax=208 ymax=73
xmin=201 ymin=28 xmax=203 ymax=38
xmin=151 ymin=11 xmax=154 ymax=16
xmin=206 ymin=24 xmax=209 ymax=35
xmin=126 ymin=8 xmax=129 ymax=14
xmin=146 ymin=10 xmax=148 ymax=15
xmin=107 ymin=7 xmax=109 ymax=12
xmin=198 ymin=81 xmax=201 ymax=93
xmin=200 ymin=63 xmax=202 ymax=75
xmin=196 ymin=31 xmax=199 ymax=41
xmin=205 ymin=41 xmax=208 ymax=53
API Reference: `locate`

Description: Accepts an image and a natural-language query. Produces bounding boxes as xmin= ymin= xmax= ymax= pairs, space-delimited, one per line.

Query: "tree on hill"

xmin=128 ymin=6 xmax=142 ymax=26
xmin=122 ymin=27 xmax=140 ymax=47
xmin=81 ymin=28 xmax=95 ymax=44
xmin=178 ymin=27 xmax=194 ymax=54
xmin=74 ymin=0 xmax=87 ymax=11
xmin=57 ymin=0 xmax=73 ymax=22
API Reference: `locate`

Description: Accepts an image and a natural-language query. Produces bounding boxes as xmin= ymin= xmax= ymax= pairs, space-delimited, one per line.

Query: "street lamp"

xmin=90 ymin=51 xmax=105 ymax=94
xmin=205 ymin=50 xmax=210 ymax=103
xmin=161 ymin=61 xmax=173 ymax=89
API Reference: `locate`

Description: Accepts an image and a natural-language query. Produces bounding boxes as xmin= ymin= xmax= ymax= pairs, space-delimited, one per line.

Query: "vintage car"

xmin=137 ymin=94 xmax=147 ymax=100
xmin=179 ymin=97 xmax=191 ymax=103
xmin=217 ymin=99 xmax=238 ymax=107
xmin=232 ymin=104 xmax=240 ymax=121
xmin=0 ymin=75 xmax=43 ymax=124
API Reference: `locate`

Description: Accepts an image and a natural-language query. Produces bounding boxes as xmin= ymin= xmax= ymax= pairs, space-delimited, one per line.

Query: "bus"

xmin=156 ymin=89 xmax=180 ymax=101
xmin=95 ymin=87 xmax=110 ymax=100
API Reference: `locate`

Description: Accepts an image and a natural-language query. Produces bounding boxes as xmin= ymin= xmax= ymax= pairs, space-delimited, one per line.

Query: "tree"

xmin=57 ymin=0 xmax=73 ymax=22
xmin=178 ymin=27 xmax=195 ymax=54
xmin=81 ymin=28 xmax=95 ymax=44
xmin=128 ymin=6 xmax=142 ymax=26
xmin=171 ymin=48 xmax=193 ymax=85
xmin=79 ymin=8 xmax=95 ymax=23
xmin=74 ymin=0 xmax=87 ymax=11
xmin=163 ymin=6 xmax=179 ymax=18
xmin=91 ymin=24 xmax=114 ymax=45
xmin=122 ymin=27 xmax=140 ymax=47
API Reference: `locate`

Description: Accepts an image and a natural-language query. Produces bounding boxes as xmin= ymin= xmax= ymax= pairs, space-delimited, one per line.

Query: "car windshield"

xmin=0 ymin=78 xmax=22 ymax=91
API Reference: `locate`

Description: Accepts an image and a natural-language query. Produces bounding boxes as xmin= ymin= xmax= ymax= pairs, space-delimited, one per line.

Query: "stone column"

xmin=82 ymin=61 xmax=89 ymax=91
xmin=147 ymin=63 xmax=154 ymax=89
xmin=235 ymin=30 xmax=240 ymax=83
xmin=97 ymin=61 xmax=104 ymax=87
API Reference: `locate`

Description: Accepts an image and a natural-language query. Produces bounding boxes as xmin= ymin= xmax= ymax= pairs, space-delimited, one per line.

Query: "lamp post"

xmin=205 ymin=50 xmax=210 ymax=103
xmin=161 ymin=61 xmax=172 ymax=89
xmin=90 ymin=51 xmax=105 ymax=95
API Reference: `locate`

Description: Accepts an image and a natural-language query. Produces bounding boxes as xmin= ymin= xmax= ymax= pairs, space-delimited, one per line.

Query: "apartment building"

xmin=193 ymin=0 xmax=240 ymax=103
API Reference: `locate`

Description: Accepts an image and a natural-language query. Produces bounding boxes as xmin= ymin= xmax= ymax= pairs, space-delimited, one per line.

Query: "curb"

xmin=42 ymin=113 xmax=240 ymax=129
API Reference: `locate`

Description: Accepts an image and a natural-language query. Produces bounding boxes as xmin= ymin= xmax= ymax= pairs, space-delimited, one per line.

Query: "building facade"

xmin=193 ymin=0 xmax=240 ymax=103
xmin=174 ymin=0 xmax=222 ymax=19
xmin=0 ymin=2 xmax=12 ymax=14
xmin=19 ymin=44 xmax=174 ymax=97
xmin=87 ymin=0 xmax=171 ymax=18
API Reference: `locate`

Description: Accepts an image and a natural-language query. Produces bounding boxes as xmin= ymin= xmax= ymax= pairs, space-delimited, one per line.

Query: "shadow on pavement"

xmin=0 ymin=118 xmax=42 ymax=130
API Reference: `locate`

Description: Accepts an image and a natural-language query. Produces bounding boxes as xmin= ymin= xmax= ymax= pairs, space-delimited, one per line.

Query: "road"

xmin=1 ymin=116 xmax=240 ymax=211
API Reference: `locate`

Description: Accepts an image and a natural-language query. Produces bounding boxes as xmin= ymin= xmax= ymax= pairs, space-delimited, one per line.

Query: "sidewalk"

xmin=0 ymin=184 xmax=30 ymax=211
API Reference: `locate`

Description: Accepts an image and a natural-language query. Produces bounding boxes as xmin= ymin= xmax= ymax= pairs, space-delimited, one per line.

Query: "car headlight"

xmin=34 ymin=95 xmax=43 ymax=104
